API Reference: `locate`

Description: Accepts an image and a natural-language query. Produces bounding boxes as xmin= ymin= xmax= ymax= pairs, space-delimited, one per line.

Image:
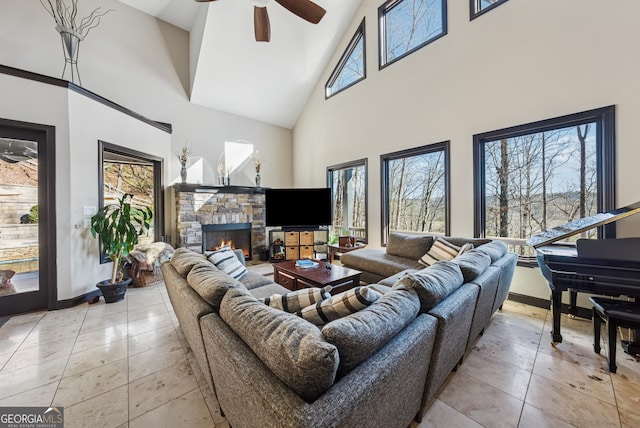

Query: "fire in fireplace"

xmin=202 ymin=223 xmax=252 ymax=260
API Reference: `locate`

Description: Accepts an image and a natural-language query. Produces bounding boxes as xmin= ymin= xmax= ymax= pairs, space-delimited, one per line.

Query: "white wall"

xmin=0 ymin=0 xmax=292 ymax=188
xmin=0 ymin=0 xmax=293 ymax=301
xmin=293 ymin=0 xmax=640 ymax=305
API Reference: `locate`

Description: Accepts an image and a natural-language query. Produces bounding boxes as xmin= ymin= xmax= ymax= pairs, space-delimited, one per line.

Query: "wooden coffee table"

xmin=273 ymin=260 xmax=361 ymax=295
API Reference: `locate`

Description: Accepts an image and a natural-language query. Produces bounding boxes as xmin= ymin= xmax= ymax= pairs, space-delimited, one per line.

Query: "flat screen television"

xmin=265 ymin=188 xmax=332 ymax=229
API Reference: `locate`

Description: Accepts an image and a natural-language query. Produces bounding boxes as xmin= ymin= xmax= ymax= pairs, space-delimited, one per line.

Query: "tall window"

xmin=326 ymin=19 xmax=366 ymax=99
xmin=473 ymin=106 xmax=615 ymax=258
xmin=381 ymin=142 xmax=450 ymax=243
xmin=379 ymin=0 xmax=447 ymax=68
xmin=327 ymin=159 xmax=368 ymax=242
xmin=99 ymin=141 xmax=164 ymax=261
xmin=470 ymin=0 xmax=509 ymax=20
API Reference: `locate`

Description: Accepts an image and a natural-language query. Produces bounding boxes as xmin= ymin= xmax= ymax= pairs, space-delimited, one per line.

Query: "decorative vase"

xmin=255 ymin=173 xmax=261 ymax=187
xmin=180 ymin=164 xmax=187 ymax=183
xmin=56 ymin=25 xmax=83 ymax=85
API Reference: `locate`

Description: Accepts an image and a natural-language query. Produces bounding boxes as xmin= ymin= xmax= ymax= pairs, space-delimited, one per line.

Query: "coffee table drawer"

xmin=276 ymin=271 xmax=297 ymax=291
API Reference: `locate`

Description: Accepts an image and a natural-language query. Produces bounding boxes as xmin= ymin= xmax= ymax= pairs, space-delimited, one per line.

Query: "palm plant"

xmin=90 ymin=193 xmax=152 ymax=284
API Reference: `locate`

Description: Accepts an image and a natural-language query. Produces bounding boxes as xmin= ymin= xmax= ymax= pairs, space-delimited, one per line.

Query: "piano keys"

xmin=526 ymin=201 xmax=640 ymax=345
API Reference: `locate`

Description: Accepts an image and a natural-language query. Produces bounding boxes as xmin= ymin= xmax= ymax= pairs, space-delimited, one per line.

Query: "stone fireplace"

xmin=173 ymin=184 xmax=266 ymax=259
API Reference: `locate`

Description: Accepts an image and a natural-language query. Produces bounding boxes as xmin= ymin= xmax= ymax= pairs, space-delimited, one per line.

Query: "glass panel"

xmin=483 ymin=123 xmax=598 ymax=252
xmin=329 ymin=164 xmax=367 ymax=242
xmin=0 ymin=138 xmax=39 ymax=297
xmin=388 ymin=150 xmax=446 ymax=233
xmin=384 ymin=0 xmax=444 ymax=64
xmin=327 ymin=33 xmax=365 ymax=96
xmin=103 ymin=155 xmax=155 ymax=246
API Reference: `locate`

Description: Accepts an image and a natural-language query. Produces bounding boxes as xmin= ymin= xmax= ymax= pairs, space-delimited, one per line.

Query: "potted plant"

xmin=90 ymin=193 xmax=152 ymax=303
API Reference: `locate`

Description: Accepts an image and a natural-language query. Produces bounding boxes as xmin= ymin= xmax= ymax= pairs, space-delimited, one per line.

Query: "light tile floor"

xmin=1 ymin=270 xmax=639 ymax=427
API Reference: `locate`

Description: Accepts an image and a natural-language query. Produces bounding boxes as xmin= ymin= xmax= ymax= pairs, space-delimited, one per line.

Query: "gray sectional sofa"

xmin=162 ymin=236 xmax=517 ymax=427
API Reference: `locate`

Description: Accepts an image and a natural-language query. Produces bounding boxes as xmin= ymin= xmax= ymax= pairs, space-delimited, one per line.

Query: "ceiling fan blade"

xmin=275 ymin=0 xmax=326 ymax=24
xmin=254 ymin=6 xmax=271 ymax=42
xmin=194 ymin=0 xmax=217 ymax=2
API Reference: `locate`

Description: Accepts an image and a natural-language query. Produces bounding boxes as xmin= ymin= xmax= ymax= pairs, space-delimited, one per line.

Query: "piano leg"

xmin=551 ymin=290 xmax=563 ymax=344
xmin=568 ymin=291 xmax=578 ymax=319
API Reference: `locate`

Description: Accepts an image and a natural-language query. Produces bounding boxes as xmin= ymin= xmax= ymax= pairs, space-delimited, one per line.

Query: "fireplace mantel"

xmin=172 ymin=183 xmax=267 ymax=194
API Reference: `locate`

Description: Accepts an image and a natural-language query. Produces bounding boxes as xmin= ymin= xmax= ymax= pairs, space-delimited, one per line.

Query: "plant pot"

xmin=96 ymin=277 xmax=131 ymax=303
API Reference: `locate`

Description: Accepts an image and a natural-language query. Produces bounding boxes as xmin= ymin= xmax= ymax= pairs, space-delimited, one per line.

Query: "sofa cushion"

xmin=241 ymin=270 xmax=276 ymax=290
xmin=170 ymin=248 xmax=207 ymax=276
xmin=187 ymin=262 xmax=242 ymax=310
xmin=299 ymin=287 xmax=383 ymax=326
xmin=340 ymin=248 xmax=423 ymax=278
xmin=393 ymin=261 xmax=464 ymax=313
xmin=453 ymin=250 xmax=492 ymax=282
xmin=260 ymin=286 xmax=332 ymax=313
xmin=475 ymin=240 xmax=508 ymax=262
xmin=248 ymin=283 xmax=290 ymax=300
xmin=220 ymin=287 xmax=339 ymax=402
xmin=206 ymin=245 xmax=247 ymax=280
xmin=386 ymin=232 xmax=434 ymax=260
xmin=322 ymin=288 xmax=420 ymax=375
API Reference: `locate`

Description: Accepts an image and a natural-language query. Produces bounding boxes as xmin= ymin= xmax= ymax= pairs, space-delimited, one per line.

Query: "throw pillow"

xmin=475 ymin=240 xmax=508 ymax=262
xmin=260 ymin=286 xmax=332 ymax=313
xmin=187 ymin=261 xmax=242 ymax=310
xmin=170 ymin=247 xmax=208 ymax=276
xmin=220 ymin=287 xmax=339 ymax=402
xmin=386 ymin=232 xmax=434 ymax=259
xmin=298 ymin=286 xmax=382 ymax=326
xmin=322 ymin=288 xmax=420 ymax=375
xmin=452 ymin=250 xmax=492 ymax=283
xmin=393 ymin=260 xmax=464 ymax=313
xmin=418 ymin=237 xmax=462 ymax=266
xmin=206 ymin=245 xmax=247 ymax=280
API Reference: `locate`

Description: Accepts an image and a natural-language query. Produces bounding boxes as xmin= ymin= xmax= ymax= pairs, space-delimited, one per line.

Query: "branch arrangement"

xmin=40 ymin=0 xmax=113 ymax=38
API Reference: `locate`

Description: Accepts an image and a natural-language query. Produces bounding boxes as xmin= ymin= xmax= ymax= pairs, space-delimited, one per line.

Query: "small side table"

xmin=328 ymin=243 xmax=366 ymax=264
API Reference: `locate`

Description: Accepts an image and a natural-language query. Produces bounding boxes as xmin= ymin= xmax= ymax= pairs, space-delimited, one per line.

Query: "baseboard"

xmin=54 ymin=289 xmax=102 ymax=310
xmin=507 ymin=292 xmax=592 ymax=320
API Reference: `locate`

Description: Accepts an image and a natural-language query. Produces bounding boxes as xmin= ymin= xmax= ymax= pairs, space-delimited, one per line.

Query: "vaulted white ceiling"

xmin=118 ymin=0 xmax=362 ymax=128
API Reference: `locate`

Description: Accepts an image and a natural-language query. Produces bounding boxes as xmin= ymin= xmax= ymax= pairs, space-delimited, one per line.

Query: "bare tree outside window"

xmin=475 ymin=106 xmax=617 ymax=261
xmin=328 ymin=160 xmax=367 ymax=242
xmin=382 ymin=142 xmax=449 ymax=242
xmin=380 ymin=0 xmax=446 ymax=67
xmin=326 ymin=20 xmax=366 ymax=98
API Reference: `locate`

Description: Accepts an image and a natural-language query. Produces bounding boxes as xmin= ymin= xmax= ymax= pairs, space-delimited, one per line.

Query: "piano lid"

xmin=525 ymin=201 xmax=640 ymax=249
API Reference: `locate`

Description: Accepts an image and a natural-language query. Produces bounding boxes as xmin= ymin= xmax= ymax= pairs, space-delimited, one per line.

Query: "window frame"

xmin=327 ymin=158 xmax=369 ymax=243
xmin=378 ymin=0 xmax=448 ymax=70
xmin=473 ymin=106 xmax=616 ymax=262
xmin=381 ymin=141 xmax=451 ymax=245
xmin=325 ymin=18 xmax=367 ymax=99
xmin=470 ymin=0 xmax=510 ymax=20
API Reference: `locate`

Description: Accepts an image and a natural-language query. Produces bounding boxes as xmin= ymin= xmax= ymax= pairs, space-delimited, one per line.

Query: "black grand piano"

xmin=526 ymin=202 xmax=640 ymax=346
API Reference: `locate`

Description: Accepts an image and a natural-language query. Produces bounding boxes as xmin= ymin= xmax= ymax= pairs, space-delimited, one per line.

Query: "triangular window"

xmin=325 ymin=19 xmax=366 ymax=99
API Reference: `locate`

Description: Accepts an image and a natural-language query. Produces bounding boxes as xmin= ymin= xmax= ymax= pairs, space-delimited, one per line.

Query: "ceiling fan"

xmin=195 ymin=0 xmax=327 ymax=42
